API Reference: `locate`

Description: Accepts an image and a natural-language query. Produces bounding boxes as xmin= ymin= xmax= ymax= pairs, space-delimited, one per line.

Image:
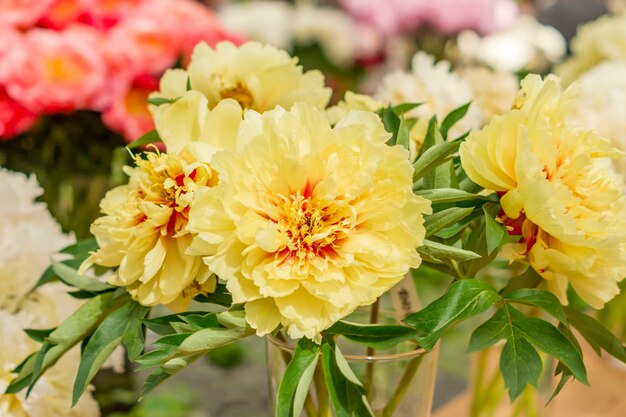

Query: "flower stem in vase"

xmin=365 ymin=298 xmax=381 ymax=399
xmin=381 ymin=354 xmax=424 ymax=417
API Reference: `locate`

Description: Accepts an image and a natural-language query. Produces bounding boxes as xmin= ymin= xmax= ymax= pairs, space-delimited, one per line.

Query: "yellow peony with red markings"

xmin=187 ymin=103 xmax=431 ymax=341
xmin=460 ymin=74 xmax=626 ymax=308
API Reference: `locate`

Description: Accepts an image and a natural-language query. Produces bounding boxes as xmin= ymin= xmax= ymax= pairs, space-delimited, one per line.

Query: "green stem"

xmin=313 ymin=361 xmax=331 ymax=417
xmin=364 ymin=298 xmax=381 ymax=400
xmin=381 ymin=355 xmax=424 ymax=417
xmin=274 ymin=333 xmax=318 ymax=417
xmin=470 ymin=349 xmax=504 ymax=417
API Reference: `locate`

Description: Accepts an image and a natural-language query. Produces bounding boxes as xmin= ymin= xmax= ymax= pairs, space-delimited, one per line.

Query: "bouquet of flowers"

xmin=5 ymin=40 xmax=626 ymax=417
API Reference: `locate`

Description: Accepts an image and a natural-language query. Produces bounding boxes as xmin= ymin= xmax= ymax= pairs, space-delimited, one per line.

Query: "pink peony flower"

xmin=423 ymin=0 xmax=518 ymax=35
xmin=160 ymin=0 xmax=244 ymax=60
xmin=0 ymin=25 xmax=109 ymax=113
xmin=105 ymin=10 xmax=180 ymax=76
xmin=0 ymin=86 xmax=38 ymax=140
xmin=341 ymin=0 xmax=517 ymax=37
xmin=37 ymin=0 xmax=85 ymax=30
xmin=78 ymin=0 xmax=145 ymax=30
xmin=340 ymin=0 xmax=425 ymax=36
xmin=101 ymin=74 xmax=157 ymax=142
xmin=0 ymin=0 xmax=54 ymax=28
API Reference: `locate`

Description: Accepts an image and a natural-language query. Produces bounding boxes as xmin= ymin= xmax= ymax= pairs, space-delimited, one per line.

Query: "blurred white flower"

xmin=0 ymin=310 xmax=100 ymax=417
xmin=457 ymin=15 xmax=566 ymax=73
xmin=375 ymin=52 xmax=483 ymax=156
xmin=457 ymin=66 xmax=519 ymax=125
xmin=0 ymin=168 xmax=74 ymax=312
xmin=569 ymin=61 xmax=626 ymax=176
xmin=218 ymin=1 xmax=358 ymax=67
xmin=292 ymin=4 xmax=357 ymax=67
xmin=219 ymin=1 xmax=292 ymax=49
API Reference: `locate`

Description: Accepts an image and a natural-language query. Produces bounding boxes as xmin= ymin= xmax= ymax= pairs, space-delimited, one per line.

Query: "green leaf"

xmin=468 ymin=308 xmax=510 ymax=352
xmin=500 ymin=337 xmax=542 ymax=400
xmin=505 ymin=306 xmax=588 ymax=385
xmin=412 ymin=141 xmax=460 ymax=182
xmin=415 ymin=188 xmax=488 ymax=204
xmin=548 ymin=363 xmax=574 ymax=403
xmin=382 ymin=106 xmax=400 ymax=145
xmin=417 ymin=239 xmax=481 ymax=264
xmin=52 ymin=261 xmax=114 ymax=293
xmin=186 ymin=76 xmax=192 ymax=92
xmin=73 ymin=301 xmax=149 ymax=405
xmin=506 ymin=289 xmax=568 ymax=324
xmin=321 ymin=340 xmax=374 ymax=417
xmin=440 ymin=102 xmax=471 ymax=139
xmin=193 ymin=283 xmax=233 ymax=307
xmin=500 ymin=268 xmax=543 ymax=296
xmin=403 ymin=280 xmax=500 ymax=350
xmin=324 ymin=321 xmax=419 ymax=349
xmin=566 ymin=307 xmax=626 ymax=363
xmin=146 ymin=97 xmax=174 ymax=106
xmin=275 ymin=339 xmax=321 ymax=417
xmin=127 ymin=130 xmax=162 ymax=150
xmin=482 ymin=203 xmax=507 ymax=255
xmin=396 ymin=117 xmax=411 ymax=151
xmin=33 ymin=238 xmax=99 ymax=289
xmin=177 ymin=327 xmax=253 ymax=353
xmin=140 ymin=370 xmax=171 ymax=400
xmin=8 ymin=293 xmax=117 ymax=395
xmin=392 ymin=102 xmax=421 ymax=116
xmin=23 ymin=328 xmax=54 ymax=344
xmin=424 ymin=207 xmax=475 ymax=237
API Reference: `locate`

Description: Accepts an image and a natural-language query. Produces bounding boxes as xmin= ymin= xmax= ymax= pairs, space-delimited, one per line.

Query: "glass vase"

xmin=267 ymin=330 xmax=439 ymax=417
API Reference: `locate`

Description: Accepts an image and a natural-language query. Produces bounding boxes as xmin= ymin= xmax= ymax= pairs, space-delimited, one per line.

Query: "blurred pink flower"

xmin=340 ymin=0 xmax=425 ymax=36
xmin=101 ymin=74 xmax=157 ymax=142
xmin=0 ymin=0 xmax=54 ymax=28
xmin=0 ymin=86 xmax=38 ymax=140
xmin=423 ymin=0 xmax=518 ymax=35
xmin=0 ymin=25 xmax=109 ymax=113
xmin=341 ymin=0 xmax=517 ymax=36
xmin=164 ymin=0 xmax=245 ymax=60
xmin=78 ymin=0 xmax=145 ymax=30
xmin=37 ymin=0 xmax=84 ymax=30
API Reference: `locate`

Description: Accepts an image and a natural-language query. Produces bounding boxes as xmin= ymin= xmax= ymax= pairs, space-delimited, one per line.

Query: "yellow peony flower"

xmin=325 ymin=91 xmax=384 ymax=125
xmin=150 ymin=41 xmax=331 ymax=116
xmin=187 ymin=103 xmax=431 ymax=341
xmin=555 ymin=13 xmax=626 ymax=85
xmin=460 ymin=74 xmax=626 ymax=308
xmin=83 ymin=100 xmax=243 ymax=311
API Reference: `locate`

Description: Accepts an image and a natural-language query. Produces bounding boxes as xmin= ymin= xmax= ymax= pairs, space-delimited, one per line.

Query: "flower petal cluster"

xmin=0 ymin=0 xmax=239 ymax=141
xmin=0 ymin=167 xmax=100 ymax=416
xmin=84 ymin=100 xmax=243 ymax=310
xmin=340 ymin=0 xmax=517 ymax=36
xmin=457 ymin=66 xmax=519 ymax=126
xmin=460 ymin=75 xmax=626 ymax=308
xmin=187 ymin=103 xmax=431 ymax=341
xmin=152 ymin=41 xmax=331 ymax=115
xmin=555 ymin=13 xmax=626 ymax=85
xmin=568 ymin=61 xmax=626 ymax=176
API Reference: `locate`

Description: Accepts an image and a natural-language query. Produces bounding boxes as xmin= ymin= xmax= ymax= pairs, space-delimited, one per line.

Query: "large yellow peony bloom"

xmin=150 ymin=41 xmax=331 ymax=118
xmin=187 ymin=103 xmax=431 ymax=341
xmin=83 ymin=100 xmax=243 ymax=310
xmin=460 ymin=74 xmax=626 ymax=308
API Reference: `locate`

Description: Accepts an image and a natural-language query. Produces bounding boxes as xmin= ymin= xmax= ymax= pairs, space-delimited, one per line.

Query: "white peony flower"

xmin=0 ymin=168 xmax=74 ymax=312
xmin=375 ymin=52 xmax=483 ymax=156
xmin=457 ymin=15 xmax=565 ymax=73
xmin=568 ymin=61 xmax=626 ymax=176
xmin=218 ymin=1 xmax=293 ymax=49
xmin=0 ymin=309 xmax=100 ymax=417
xmin=457 ymin=66 xmax=519 ymax=125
